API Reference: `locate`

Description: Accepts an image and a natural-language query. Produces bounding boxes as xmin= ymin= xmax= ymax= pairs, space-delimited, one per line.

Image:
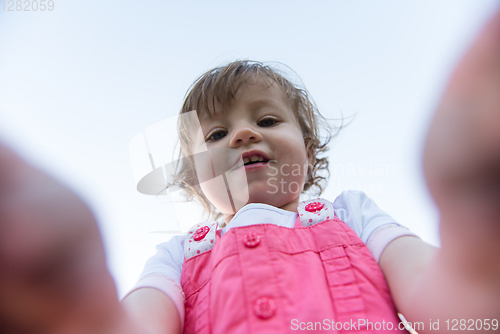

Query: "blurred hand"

xmin=423 ymin=8 xmax=500 ymax=269
xmin=409 ymin=9 xmax=500 ymax=328
xmin=424 ymin=9 xmax=500 ymax=213
xmin=0 ymin=143 xmax=135 ymax=334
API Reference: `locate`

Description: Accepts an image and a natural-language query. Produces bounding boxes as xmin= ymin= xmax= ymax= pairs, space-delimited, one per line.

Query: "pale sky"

xmin=0 ymin=0 xmax=498 ymax=297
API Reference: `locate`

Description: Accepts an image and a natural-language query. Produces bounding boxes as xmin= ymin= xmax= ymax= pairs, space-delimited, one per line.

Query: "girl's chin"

xmin=206 ymin=181 xmax=302 ymax=214
xmin=246 ymin=191 xmax=298 ymax=208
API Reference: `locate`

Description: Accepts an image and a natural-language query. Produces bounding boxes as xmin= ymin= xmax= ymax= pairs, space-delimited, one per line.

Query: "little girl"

xmin=1 ymin=10 xmax=500 ymax=333
xmin=123 ymin=60 xmax=436 ymax=333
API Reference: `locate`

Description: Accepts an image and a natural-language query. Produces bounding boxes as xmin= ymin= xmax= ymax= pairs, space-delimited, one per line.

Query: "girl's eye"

xmin=207 ymin=130 xmax=227 ymax=141
xmin=259 ymin=118 xmax=278 ymax=127
xmin=206 ymin=118 xmax=277 ymax=141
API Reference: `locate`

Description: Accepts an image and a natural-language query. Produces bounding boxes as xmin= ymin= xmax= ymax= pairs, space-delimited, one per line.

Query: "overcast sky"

xmin=0 ymin=0 xmax=498 ymax=296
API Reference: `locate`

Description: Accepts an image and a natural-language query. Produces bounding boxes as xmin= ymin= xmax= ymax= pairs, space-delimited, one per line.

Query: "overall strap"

xmin=297 ymin=198 xmax=335 ymax=226
xmin=184 ymin=221 xmax=218 ymax=260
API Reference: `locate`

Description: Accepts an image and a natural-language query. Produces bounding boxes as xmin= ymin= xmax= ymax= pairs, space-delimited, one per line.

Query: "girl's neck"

xmin=222 ymin=198 xmax=299 ymax=226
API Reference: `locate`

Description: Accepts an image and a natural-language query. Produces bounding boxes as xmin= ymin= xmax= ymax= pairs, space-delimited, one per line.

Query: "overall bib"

xmin=181 ymin=200 xmax=402 ymax=333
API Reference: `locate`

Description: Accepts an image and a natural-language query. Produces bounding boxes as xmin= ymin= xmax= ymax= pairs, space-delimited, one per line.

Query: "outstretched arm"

xmin=0 ymin=143 xmax=142 ymax=334
xmin=122 ymin=288 xmax=182 ymax=334
xmin=381 ymin=9 xmax=500 ymax=332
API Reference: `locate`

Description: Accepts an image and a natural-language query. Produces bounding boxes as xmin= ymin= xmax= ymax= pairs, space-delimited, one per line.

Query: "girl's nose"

xmin=229 ymin=126 xmax=262 ymax=147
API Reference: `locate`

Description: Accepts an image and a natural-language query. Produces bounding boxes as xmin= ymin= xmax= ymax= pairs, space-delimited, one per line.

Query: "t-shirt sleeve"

xmin=123 ymin=234 xmax=186 ymax=327
xmin=332 ymin=190 xmax=419 ymax=262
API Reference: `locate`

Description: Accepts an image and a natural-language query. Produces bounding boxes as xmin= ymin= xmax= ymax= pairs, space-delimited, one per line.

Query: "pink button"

xmin=193 ymin=226 xmax=210 ymax=241
xmin=243 ymin=233 xmax=261 ymax=248
xmin=253 ymin=297 xmax=276 ymax=319
xmin=305 ymin=202 xmax=324 ymax=212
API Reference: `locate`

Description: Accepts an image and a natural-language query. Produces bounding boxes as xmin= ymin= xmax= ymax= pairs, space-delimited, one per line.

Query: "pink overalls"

xmin=181 ymin=200 xmax=403 ymax=333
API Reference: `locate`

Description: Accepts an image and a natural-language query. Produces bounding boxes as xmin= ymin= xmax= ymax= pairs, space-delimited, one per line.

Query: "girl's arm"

xmin=0 ymin=141 xmax=182 ymax=334
xmin=0 ymin=143 xmax=142 ymax=334
xmin=380 ymin=8 xmax=500 ymax=331
xmin=122 ymin=288 xmax=182 ymax=334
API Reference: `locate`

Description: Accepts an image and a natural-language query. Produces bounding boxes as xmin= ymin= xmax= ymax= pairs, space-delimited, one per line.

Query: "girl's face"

xmin=190 ymin=79 xmax=313 ymax=222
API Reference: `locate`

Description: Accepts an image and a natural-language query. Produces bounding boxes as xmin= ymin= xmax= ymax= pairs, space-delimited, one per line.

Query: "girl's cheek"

xmin=193 ymin=152 xmax=213 ymax=184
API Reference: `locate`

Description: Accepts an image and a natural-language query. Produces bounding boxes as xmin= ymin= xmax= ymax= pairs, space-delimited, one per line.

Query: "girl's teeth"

xmin=243 ymin=155 xmax=267 ymax=165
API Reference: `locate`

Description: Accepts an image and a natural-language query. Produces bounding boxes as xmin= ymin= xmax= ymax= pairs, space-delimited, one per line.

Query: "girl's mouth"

xmin=243 ymin=160 xmax=270 ymax=171
xmin=230 ymin=158 xmax=271 ymax=171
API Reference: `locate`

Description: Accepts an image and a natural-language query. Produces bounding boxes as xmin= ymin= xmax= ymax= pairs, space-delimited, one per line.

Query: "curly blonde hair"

xmin=170 ymin=60 xmax=337 ymax=221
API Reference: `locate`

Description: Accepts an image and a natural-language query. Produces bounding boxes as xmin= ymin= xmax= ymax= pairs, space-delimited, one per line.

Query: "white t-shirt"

xmin=126 ymin=190 xmax=417 ymax=327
